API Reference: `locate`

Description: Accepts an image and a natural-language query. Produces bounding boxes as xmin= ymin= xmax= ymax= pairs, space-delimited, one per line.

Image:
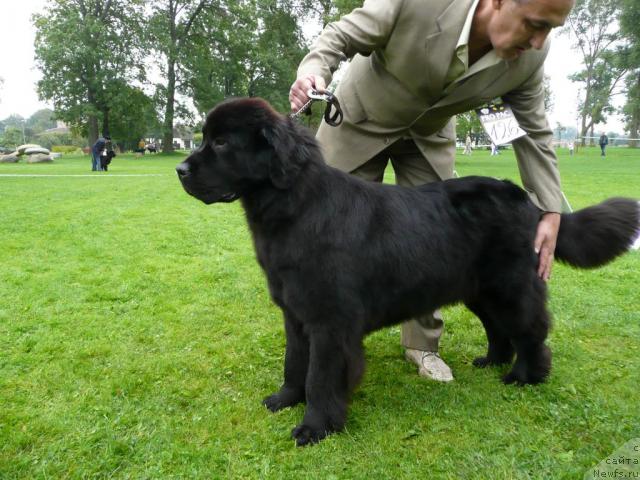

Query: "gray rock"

xmin=25 ymin=153 xmax=53 ymax=163
xmin=0 ymin=153 xmax=20 ymax=163
xmin=17 ymin=144 xmax=41 ymax=155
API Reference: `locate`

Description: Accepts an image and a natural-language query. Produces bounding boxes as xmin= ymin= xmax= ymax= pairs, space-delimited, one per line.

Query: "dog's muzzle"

xmin=176 ymin=162 xmax=240 ymax=204
xmin=176 ymin=162 xmax=190 ymax=180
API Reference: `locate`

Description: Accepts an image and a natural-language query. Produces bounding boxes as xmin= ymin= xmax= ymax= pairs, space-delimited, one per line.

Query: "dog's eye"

xmin=213 ymin=137 xmax=226 ymax=146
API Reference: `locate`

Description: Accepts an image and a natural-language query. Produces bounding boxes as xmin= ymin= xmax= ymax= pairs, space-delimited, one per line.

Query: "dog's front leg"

xmin=291 ymin=327 xmax=354 ymax=446
xmin=263 ymin=310 xmax=308 ymax=412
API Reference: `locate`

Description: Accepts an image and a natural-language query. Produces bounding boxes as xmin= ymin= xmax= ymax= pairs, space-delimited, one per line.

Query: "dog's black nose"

xmin=176 ymin=163 xmax=189 ymax=178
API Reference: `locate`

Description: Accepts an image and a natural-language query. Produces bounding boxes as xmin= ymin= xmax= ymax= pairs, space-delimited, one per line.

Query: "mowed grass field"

xmin=0 ymin=146 xmax=638 ymax=479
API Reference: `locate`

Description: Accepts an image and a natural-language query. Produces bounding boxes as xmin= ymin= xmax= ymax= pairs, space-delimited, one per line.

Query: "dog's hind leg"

xmin=467 ymin=271 xmax=551 ymax=385
xmin=465 ymin=300 xmax=515 ymax=368
xmin=502 ymin=304 xmax=552 ymax=386
xmin=291 ymin=325 xmax=364 ymax=446
xmin=263 ymin=310 xmax=308 ymax=412
xmin=499 ymin=282 xmax=552 ymax=386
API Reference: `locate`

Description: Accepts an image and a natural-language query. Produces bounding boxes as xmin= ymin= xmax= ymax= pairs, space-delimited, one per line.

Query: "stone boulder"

xmin=17 ymin=144 xmax=41 ymax=155
xmin=24 ymin=147 xmax=51 ymax=155
xmin=0 ymin=153 xmax=20 ymax=163
xmin=25 ymin=153 xmax=53 ymax=163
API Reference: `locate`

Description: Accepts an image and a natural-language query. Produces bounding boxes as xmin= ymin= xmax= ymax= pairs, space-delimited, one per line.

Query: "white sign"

xmin=476 ymin=103 xmax=527 ymax=146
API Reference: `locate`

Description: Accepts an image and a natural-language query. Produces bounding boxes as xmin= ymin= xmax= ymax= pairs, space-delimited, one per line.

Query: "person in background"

xmin=599 ymin=133 xmax=608 ymax=157
xmin=91 ymin=135 xmax=109 ymax=171
xmin=136 ymin=139 xmax=146 ymax=155
xmin=463 ymin=134 xmax=473 ymax=155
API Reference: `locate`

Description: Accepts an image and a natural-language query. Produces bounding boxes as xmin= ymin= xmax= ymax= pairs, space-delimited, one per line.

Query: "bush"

xmin=36 ymin=132 xmax=85 ymax=150
xmin=51 ymin=145 xmax=81 ymax=154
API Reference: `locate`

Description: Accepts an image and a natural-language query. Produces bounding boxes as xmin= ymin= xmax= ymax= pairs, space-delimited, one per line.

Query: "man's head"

xmin=486 ymin=0 xmax=574 ymax=60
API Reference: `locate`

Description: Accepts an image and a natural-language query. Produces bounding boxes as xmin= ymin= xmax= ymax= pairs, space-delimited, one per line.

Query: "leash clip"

xmin=305 ymin=89 xmax=343 ymax=127
xmin=306 ymin=89 xmax=332 ymax=102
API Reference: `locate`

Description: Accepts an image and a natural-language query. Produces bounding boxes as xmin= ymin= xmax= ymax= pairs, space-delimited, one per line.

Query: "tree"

xmin=34 ymin=0 xmax=146 ymax=145
xmin=297 ymin=0 xmax=362 ymax=28
xmin=0 ymin=127 xmax=25 ymax=148
xmin=146 ymin=0 xmax=211 ymax=153
xmin=455 ymin=112 xmax=484 ymax=145
xmin=107 ymin=84 xmax=161 ymax=150
xmin=27 ymin=109 xmax=57 ymax=134
xmin=0 ymin=115 xmax=27 ymax=143
xmin=182 ymin=0 xmax=307 ymax=116
xmin=543 ymin=74 xmax=554 ymax=113
xmin=619 ymin=0 xmax=640 ymax=147
xmin=566 ymin=0 xmax=626 ymax=146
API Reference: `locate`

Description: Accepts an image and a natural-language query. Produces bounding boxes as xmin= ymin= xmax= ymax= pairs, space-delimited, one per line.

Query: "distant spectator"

xmin=490 ymin=142 xmax=499 ymax=156
xmin=146 ymin=143 xmax=157 ymax=154
xmin=463 ymin=134 xmax=472 ymax=155
xmin=91 ymin=135 xmax=109 ymax=171
xmin=599 ymin=133 xmax=608 ymax=157
xmin=135 ymin=139 xmax=146 ymax=154
xmin=568 ymin=141 xmax=574 ymax=156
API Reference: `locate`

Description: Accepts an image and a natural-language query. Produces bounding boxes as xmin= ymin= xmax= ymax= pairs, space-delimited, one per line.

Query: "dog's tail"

xmin=555 ymin=198 xmax=639 ymax=268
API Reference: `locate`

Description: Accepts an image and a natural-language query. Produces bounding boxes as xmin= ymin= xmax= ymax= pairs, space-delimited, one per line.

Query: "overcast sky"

xmin=0 ymin=0 xmax=626 ymax=134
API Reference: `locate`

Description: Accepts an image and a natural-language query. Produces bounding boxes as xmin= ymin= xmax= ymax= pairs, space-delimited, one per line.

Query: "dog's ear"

xmin=260 ymin=118 xmax=301 ymax=189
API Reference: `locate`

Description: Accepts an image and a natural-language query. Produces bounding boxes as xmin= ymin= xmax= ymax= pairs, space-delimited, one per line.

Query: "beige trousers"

xmin=349 ymin=138 xmax=445 ymax=352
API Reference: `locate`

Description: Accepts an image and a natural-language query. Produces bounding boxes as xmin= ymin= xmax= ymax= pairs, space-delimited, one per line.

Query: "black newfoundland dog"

xmin=176 ymin=98 xmax=639 ymax=446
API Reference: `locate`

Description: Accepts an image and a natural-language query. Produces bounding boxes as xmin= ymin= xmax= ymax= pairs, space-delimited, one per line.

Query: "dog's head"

xmin=176 ymin=97 xmax=306 ymax=204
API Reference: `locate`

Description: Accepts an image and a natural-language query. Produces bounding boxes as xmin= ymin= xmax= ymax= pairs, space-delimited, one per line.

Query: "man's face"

xmin=487 ymin=0 xmax=574 ymax=60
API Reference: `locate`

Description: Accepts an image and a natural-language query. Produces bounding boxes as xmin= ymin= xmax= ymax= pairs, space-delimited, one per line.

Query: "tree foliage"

xmin=26 ymin=109 xmax=57 ymax=133
xmin=145 ymin=0 xmax=212 ymax=153
xmin=455 ymin=112 xmax=484 ymax=144
xmin=295 ymin=0 xmax=362 ymax=28
xmin=0 ymin=127 xmax=25 ymax=148
xmin=619 ymin=0 xmax=640 ymax=147
xmin=182 ymin=0 xmax=307 ymax=116
xmin=34 ymin=0 xmax=148 ymax=145
xmin=566 ymin=0 xmax=626 ymax=145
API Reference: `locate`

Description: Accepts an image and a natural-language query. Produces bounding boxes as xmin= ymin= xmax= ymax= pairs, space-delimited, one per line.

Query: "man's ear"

xmin=260 ymin=119 xmax=300 ymax=189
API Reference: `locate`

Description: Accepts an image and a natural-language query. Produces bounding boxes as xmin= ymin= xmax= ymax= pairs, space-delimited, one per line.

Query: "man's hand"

xmin=289 ymin=74 xmax=327 ymax=112
xmin=534 ymin=212 xmax=561 ymax=282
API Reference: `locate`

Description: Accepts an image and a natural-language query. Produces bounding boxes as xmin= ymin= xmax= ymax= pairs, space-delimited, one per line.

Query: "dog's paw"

xmin=473 ymin=355 xmax=512 ymax=368
xmin=502 ymin=370 xmax=528 ymax=386
xmin=503 ymin=369 xmax=548 ymax=386
xmin=262 ymin=387 xmax=304 ymax=412
xmin=291 ymin=423 xmax=329 ymax=447
xmin=472 ymin=356 xmax=492 ymax=368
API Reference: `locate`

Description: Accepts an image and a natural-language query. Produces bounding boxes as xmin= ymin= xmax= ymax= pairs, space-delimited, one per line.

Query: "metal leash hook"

xmin=289 ymin=89 xmax=343 ymax=127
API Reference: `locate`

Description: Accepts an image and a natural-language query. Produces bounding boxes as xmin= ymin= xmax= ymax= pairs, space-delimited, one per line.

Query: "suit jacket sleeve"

xmin=503 ymin=64 xmax=563 ymax=213
xmin=297 ymin=0 xmax=403 ymax=85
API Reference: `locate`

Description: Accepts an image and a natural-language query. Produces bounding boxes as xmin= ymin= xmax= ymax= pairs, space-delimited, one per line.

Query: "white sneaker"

xmin=405 ymin=349 xmax=453 ymax=382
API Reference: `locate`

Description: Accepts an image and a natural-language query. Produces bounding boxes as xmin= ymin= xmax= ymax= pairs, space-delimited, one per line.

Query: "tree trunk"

xmin=629 ymin=74 xmax=640 ymax=149
xmin=88 ymin=115 xmax=99 ymax=147
xmin=87 ymin=86 xmax=99 ymax=146
xmin=102 ymin=109 xmax=111 ymax=138
xmin=162 ymin=58 xmax=176 ymax=153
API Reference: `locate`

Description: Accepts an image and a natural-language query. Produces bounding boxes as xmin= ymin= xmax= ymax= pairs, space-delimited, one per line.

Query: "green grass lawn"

xmin=0 ymin=147 xmax=638 ymax=479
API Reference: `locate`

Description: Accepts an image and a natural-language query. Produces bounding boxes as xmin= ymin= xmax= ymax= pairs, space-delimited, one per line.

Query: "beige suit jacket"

xmin=298 ymin=0 xmax=563 ymax=212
